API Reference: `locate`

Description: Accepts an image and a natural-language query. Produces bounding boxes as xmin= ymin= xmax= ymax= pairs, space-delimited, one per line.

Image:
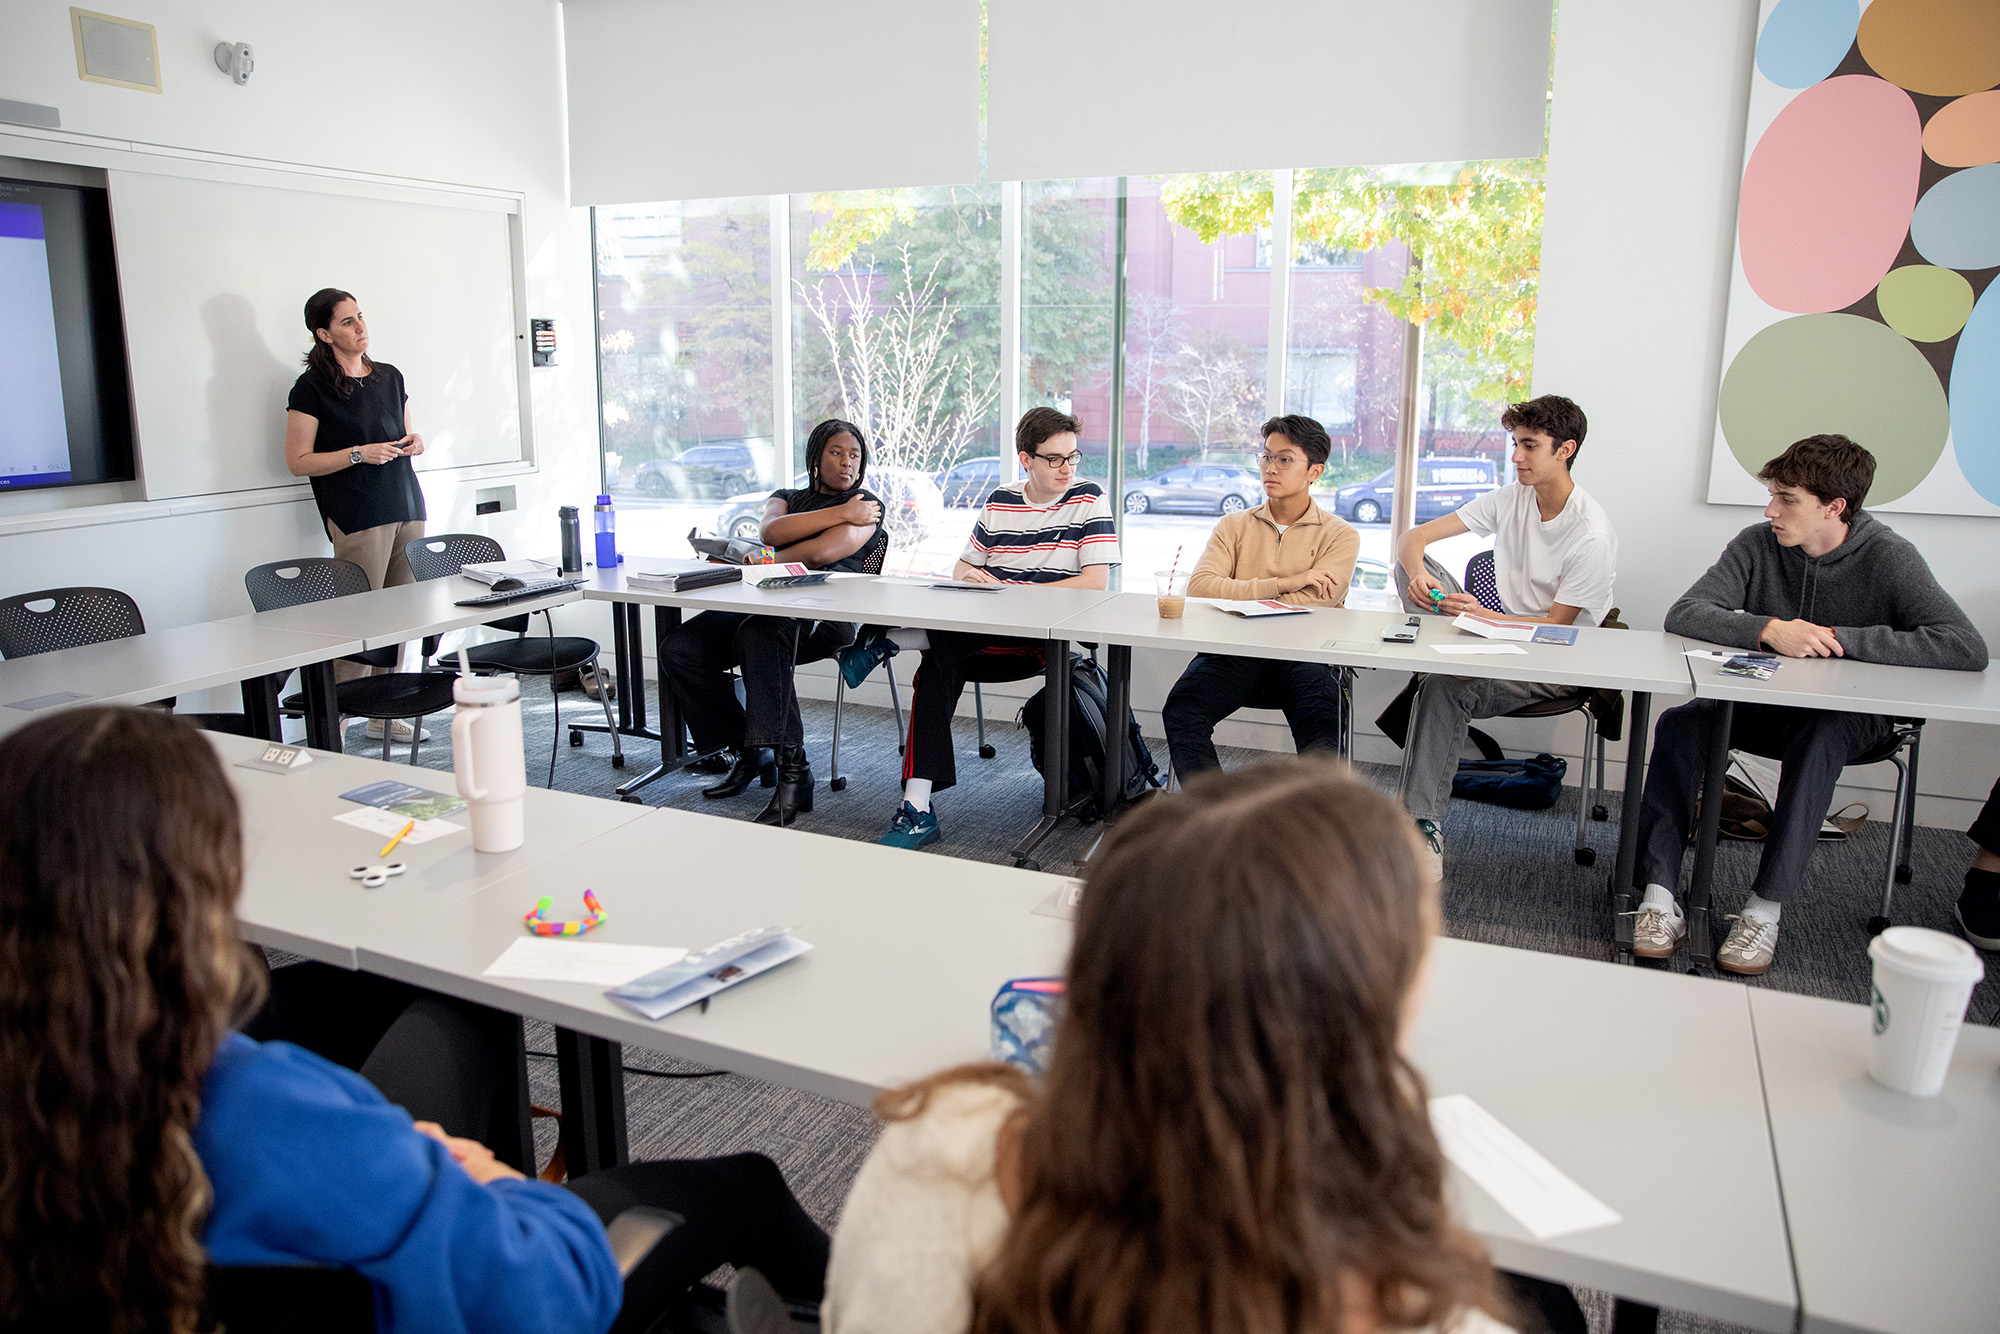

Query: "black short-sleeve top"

xmin=286 ymin=362 xmax=426 ymax=534
xmin=770 ymin=485 xmax=888 ymax=573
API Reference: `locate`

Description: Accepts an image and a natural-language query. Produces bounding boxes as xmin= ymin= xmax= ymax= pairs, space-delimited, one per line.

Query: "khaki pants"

xmin=326 ymin=517 xmax=425 ymax=683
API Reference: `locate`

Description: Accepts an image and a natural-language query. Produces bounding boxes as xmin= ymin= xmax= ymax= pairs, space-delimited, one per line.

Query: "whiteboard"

xmin=107 ymin=170 xmax=524 ymax=501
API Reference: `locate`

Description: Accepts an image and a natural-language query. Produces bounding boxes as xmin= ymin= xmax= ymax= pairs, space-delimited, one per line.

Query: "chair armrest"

xmin=605 ymin=1206 xmax=681 ymax=1279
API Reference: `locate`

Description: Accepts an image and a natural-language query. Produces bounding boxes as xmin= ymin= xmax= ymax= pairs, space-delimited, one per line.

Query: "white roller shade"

xmin=988 ymin=0 xmax=1553 ymax=182
xmin=562 ymin=0 xmax=980 ymax=205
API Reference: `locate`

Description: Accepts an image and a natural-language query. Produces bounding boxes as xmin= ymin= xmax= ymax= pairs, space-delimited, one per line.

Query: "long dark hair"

xmin=0 ymin=707 xmax=264 ymax=1334
xmin=962 ymin=758 xmax=1498 ymax=1334
xmin=805 ymin=418 xmax=868 ymax=494
xmin=301 ymin=286 xmax=374 ymax=399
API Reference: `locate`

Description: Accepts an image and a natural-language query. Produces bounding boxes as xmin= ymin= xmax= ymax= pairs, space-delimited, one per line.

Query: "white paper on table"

xmin=1431 ymin=643 xmax=1529 ymax=656
xmin=1201 ymin=598 xmax=1311 ymax=618
xmin=1430 ymin=1094 xmax=1621 ymax=1240
xmin=332 ymin=807 xmax=463 ymax=843
xmin=483 ymin=937 xmax=688 ymax=986
xmin=1451 ymin=613 xmax=1536 ymax=641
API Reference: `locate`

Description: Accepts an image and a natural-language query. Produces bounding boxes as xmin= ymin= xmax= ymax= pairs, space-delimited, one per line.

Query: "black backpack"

xmin=1019 ymin=653 xmax=1162 ymax=819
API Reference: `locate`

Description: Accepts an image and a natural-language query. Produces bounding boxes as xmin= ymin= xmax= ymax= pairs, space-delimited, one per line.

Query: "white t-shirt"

xmin=1456 ymin=482 xmax=1617 ymax=624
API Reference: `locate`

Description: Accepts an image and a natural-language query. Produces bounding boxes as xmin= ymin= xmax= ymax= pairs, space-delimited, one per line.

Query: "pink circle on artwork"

xmin=1740 ymin=75 xmax=1923 ymax=313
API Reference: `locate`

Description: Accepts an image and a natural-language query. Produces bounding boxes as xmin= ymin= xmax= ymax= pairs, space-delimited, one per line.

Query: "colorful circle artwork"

xmin=1876 ymin=266 xmax=1976 ymax=342
xmin=1721 ymin=0 xmax=2000 ymax=514
xmin=1720 ymin=314 xmax=1950 ymax=506
xmin=1949 ymin=284 xmax=2000 ymax=505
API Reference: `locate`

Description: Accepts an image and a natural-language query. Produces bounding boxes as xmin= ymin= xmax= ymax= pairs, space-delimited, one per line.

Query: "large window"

xmin=590 ymin=157 xmax=1544 ymax=603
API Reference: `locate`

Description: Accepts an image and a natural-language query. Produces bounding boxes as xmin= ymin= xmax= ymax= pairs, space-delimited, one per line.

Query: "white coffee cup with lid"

xmin=1866 ymin=926 xmax=1984 ymax=1097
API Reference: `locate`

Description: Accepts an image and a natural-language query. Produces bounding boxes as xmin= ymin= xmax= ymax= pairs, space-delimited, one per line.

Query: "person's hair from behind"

xmin=1014 ymin=406 xmax=1082 ymax=459
xmin=1500 ymin=395 xmax=1588 ymax=469
xmin=1260 ymin=413 xmax=1332 ymax=468
xmin=301 ymin=286 xmax=372 ymax=399
xmin=1755 ymin=433 xmax=1874 ymax=520
xmin=806 ymin=418 xmax=869 ymax=492
xmin=969 ymin=757 xmax=1498 ymax=1334
xmin=0 ymin=707 xmax=262 ymax=1334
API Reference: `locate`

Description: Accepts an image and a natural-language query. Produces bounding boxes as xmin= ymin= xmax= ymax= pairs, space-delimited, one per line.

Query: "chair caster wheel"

xmin=1894 ymin=865 xmax=1912 ymax=884
xmin=979 ymin=745 xmax=997 ymax=759
xmin=611 ymin=755 xmax=626 ymax=769
xmin=1574 ymin=847 xmax=1596 ymax=867
xmin=1592 ymin=805 xmax=1609 ymax=821
xmin=830 ymin=776 xmax=847 ymax=792
xmin=569 ymin=730 xmax=583 ymax=747
xmin=1867 ymin=915 xmax=1891 ymax=935
xmin=897 ymin=744 xmax=905 ymax=755
xmin=1016 ymin=859 xmax=1041 ymax=873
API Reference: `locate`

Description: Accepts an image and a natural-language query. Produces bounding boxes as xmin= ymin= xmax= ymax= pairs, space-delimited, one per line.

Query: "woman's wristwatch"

xmin=350 ymin=447 xmax=363 ymax=465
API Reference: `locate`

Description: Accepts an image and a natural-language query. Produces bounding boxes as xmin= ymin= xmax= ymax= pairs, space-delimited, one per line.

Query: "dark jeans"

xmin=1971 ymin=774 xmax=2000 ymax=856
xmin=904 ymin=630 xmax=1046 ymax=791
xmin=1161 ymin=652 xmax=1346 ymax=780
xmin=567 ymin=1154 xmax=829 ymax=1334
xmin=1637 ymin=699 xmax=1894 ymax=904
xmin=658 ymin=611 xmax=857 ymax=753
xmin=244 ymin=961 xmax=531 ymax=1168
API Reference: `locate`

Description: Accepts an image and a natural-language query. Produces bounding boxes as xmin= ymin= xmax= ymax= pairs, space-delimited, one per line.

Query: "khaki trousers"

xmin=325 ymin=517 xmax=425 ymax=683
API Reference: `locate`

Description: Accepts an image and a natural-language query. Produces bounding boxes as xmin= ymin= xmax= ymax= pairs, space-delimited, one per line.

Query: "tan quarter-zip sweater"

xmin=1185 ymin=499 xmax=1361 ymax=605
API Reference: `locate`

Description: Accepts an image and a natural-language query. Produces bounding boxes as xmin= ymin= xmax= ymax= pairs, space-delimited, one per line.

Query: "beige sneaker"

xmin=364 ymin=717 xmax=431 ymax=743
xmin=1631 ymin=904 xmax=1686 ymax=959
xmin=1718 ymin=914 xmax=1779 ymax=975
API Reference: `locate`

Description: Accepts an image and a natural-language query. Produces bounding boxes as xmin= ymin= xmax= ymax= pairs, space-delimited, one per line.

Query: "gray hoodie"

xmin=1665 ymin=511 xmax=1988 ymax=670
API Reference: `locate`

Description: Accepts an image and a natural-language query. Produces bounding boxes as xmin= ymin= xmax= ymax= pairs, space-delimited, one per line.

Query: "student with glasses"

xmin=853 ymin=407 xmax=1120 ymax=850
xmin=1161 ymin=415 xmax=1361 ymax=779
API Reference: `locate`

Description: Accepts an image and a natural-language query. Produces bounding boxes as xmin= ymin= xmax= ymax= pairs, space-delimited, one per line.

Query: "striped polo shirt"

xmin=962 ymin=481 xmax=1122 ymax=584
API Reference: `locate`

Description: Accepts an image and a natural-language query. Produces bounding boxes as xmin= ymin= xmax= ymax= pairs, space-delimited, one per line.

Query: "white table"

xmin=0 ymin=620 xmax=362 ymax=740
xmin=1411 ymin=938 xmax=1796 ymax=1332
xmin=581 ymin=566 xmax=1124 ymax=864
xmin=1749 ymin=987 xmax=2000 ymax=1334
xmin=223 ymin=574 xmax=587 ymax=652
xmin=214 ymin=731 xmax=649 ymax=967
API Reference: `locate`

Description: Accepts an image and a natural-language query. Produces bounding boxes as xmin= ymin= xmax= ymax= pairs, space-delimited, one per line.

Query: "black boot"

xmin=701 ymin=747 xmax=773 ymax=800
xmin=754 ymin=745 xmax=814 ymax=827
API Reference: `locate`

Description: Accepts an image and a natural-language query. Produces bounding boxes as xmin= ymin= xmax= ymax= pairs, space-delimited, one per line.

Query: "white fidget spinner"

xmin=348 ymin=861 xmax=408 ymax=888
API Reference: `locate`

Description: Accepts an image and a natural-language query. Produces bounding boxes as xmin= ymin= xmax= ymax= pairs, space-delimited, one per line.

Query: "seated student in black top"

xmin=659 ymin=419 xmax=886 ymax=827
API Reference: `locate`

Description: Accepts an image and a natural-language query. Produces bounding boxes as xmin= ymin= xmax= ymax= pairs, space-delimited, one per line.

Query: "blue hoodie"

xmin=196 ymin=1033 xmax=622 ymax=1334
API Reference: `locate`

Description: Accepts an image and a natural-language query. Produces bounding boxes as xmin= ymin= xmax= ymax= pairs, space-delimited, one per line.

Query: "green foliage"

xmin=1159 ymin=161 xmax=1546 ymax=405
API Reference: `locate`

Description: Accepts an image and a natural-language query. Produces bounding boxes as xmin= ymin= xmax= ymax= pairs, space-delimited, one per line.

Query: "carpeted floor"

xmin=330 ymin=676 xmax=1996 ymax=1334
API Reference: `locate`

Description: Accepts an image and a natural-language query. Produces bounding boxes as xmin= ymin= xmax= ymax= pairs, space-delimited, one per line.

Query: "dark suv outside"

xmin=1329 ymin=457 xmax=1501 ymax=525
xmin=633 ymin=441 xmax=759 ymax=499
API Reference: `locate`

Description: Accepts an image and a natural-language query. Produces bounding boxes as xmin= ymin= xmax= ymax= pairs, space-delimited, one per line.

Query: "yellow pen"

xmin=379 ymin=820 xmax=416 ymax=859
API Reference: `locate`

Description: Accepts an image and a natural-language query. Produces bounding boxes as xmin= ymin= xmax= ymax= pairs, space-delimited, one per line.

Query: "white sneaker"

xmin=1415 ymin=818 xmax=1444 ymax=883
xmin=1718 ymin=914 xmax=1779 ymax=975
xmin=364 ymin=718 xmax=430 ymax=743
xmin=1631 ymin=905 xmax=1686 ymax=959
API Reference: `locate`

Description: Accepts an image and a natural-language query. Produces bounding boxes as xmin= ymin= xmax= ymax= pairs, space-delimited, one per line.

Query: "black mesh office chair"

xmin=404 ymin=534 xmax=624 ymax=775
xmin=0 ymin=586 xmax=252 ymax=735
xmin=244 ymin=559 xmax=459 ymax=763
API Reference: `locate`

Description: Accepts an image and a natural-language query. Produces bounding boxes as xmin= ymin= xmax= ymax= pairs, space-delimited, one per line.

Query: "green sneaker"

xmin=878 ymin=801 xmax=941 ymax=850
xmin=839 ymin=628 xmax=898 ymax=689
xmin=1415 ymin=818 xmax=1444 ymax=882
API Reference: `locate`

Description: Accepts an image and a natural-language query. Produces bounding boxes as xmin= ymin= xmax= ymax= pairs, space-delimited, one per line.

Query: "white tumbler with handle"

xmin=452 ymin=670 xmax=526 ymax=853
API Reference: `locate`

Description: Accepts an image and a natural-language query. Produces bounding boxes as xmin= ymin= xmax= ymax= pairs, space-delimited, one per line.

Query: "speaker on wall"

xmin=71 ymin=8 xmax=161 ymax=93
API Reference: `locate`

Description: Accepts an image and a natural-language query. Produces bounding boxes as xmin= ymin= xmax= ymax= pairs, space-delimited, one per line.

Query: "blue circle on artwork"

xmin=1950 ymin=281 xmax=2000 ymax=506
xmin=1912 ymin=164 xmax=2000 ymax=270
xmin=1756 ymin=0 xmax=1861 ymax=89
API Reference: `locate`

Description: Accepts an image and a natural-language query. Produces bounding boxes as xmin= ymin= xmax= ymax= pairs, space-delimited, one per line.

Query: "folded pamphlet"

xmin=340 ymin=780 xmax=466 ymax=821
xmin=460 ymin=559 xmax=559 ymax=587
xmin=606 ymin=924 xmax=812 ymax=1019
xmin=1205 ymin=599 xmax=1311 ymax=618
xmin=1451 ymin=613 xmax=1535 ymax=641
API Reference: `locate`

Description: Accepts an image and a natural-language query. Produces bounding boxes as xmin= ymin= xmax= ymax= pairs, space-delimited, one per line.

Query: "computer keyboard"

xmin=454 ymin=578 xmax=587 ymax=607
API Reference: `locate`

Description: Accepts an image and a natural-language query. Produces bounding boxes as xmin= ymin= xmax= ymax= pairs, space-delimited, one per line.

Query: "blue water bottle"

xmin=593 ymin=493 xmax=619 ymax=567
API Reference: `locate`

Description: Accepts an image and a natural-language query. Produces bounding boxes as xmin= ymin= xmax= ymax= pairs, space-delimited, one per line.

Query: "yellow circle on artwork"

xmin=1876 ymin=265 xmax=1977 ymax=342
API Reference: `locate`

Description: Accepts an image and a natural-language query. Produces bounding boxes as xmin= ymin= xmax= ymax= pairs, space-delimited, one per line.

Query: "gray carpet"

xmin=333 ymin=678 xmax=1997 ymax=1333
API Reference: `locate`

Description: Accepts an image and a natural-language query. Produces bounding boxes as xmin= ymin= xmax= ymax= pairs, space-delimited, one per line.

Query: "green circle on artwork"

xmin=1876 ymin=265 xmax=1977 ymax=342
xmin=1719 ymin=313 xmax=1949 ymax=504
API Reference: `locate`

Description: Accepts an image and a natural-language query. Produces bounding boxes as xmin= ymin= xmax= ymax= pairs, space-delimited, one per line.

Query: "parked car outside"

xmin=1329 ymin=457 xmax=1501 ymax=525
xmin=634 ymin=441 xmax=760 ymax=500
xmin=1122 ymin=464 xmax=1264 ymax=516
xmin=935 ymin=455 xmax=1004 ymax=508
xmin=711 ymin=468 xmax=945 ymax=550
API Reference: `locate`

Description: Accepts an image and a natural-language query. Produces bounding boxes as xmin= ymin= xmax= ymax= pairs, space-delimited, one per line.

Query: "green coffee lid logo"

xmin=1871 ymin=982 xmax=1891 ymax=1036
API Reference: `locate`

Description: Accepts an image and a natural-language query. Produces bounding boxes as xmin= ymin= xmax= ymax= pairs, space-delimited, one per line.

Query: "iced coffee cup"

xmin=1866 ymin=926 xmax=1984 ymax=1097
xmin=1155 ymin=570 xmax=1190 ymax=619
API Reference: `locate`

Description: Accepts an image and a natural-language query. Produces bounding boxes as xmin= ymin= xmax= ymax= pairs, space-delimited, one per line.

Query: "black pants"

xmin=1161 ymin=653 xmax=1346 ymax=780
xmin=1637 ymin=699 xmax=1893 ymax=904
xmin=658 ymin=612 xmax=857 ymax=753
xmin=903 ymin=630 xmax=1046 ymax=791
xmin=245 ymin=962 xmax=532 ymax=1168
xmin=1971 ymin=774 xmax=2000 ymax=855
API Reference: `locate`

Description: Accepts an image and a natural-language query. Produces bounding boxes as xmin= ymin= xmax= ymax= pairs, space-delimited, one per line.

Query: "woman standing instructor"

xmin=283 ymin=288 xmax=427 ymax=698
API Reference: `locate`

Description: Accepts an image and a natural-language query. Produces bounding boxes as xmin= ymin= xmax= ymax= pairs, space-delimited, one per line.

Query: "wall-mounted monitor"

xmin=0 ymin=174 xmax=135 ymax=491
